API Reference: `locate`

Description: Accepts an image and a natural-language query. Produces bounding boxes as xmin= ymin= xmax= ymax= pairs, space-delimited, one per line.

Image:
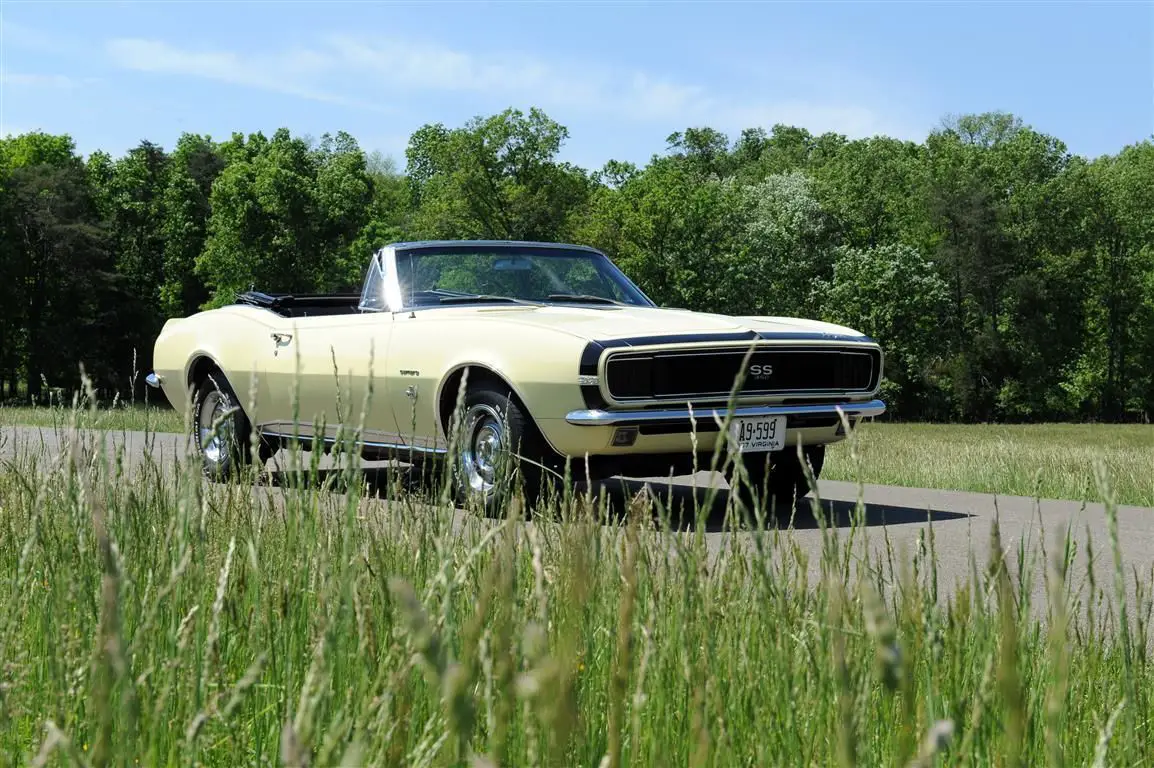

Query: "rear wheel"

xmin=726 ymin=445 xmax=825 ymax=518
xmin=192 ymin=372 xmax=273 ymax=480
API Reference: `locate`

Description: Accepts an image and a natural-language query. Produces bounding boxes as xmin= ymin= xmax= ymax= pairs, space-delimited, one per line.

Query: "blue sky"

xmin=2 ymin=1 xmax=1151 ymax=170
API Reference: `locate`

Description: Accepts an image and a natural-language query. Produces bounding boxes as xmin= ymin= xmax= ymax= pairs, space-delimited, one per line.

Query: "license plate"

xmin=728 ymin=415 xmax=785 ymax=452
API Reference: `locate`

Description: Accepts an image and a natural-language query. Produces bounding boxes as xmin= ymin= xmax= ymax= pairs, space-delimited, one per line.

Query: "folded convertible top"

xmin=234 ymin=290 xmax=362 ymax=317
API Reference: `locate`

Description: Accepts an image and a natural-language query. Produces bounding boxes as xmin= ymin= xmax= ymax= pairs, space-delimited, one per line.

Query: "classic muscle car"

xmin=146 ymin=240 xmax=885 ymax=515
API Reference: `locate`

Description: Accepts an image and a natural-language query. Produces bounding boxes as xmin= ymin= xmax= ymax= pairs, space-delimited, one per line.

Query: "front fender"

xmin=383 ymin=314 xmax=591 ymax=454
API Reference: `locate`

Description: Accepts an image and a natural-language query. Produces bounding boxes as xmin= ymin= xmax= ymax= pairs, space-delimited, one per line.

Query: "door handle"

xmin=271 ymin=332 xmax=293 ymax=345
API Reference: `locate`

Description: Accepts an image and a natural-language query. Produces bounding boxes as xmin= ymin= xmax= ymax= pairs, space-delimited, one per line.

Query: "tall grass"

xmin=0 ymin=390 xmax=1150 ymax=765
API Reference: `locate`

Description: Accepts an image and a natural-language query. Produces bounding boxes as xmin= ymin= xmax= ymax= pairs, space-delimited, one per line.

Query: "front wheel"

xmin=451 ymin=385 xmax=558 ymax=517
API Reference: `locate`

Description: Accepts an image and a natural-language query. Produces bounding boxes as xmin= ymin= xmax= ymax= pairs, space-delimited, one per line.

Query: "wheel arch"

xmin=186 ymin=353 xmax=224 ymax=393
xmin=435 ymin=362 xmax=560 ymax=455
xmin=184 ymin=352 xmax=258 ymax=423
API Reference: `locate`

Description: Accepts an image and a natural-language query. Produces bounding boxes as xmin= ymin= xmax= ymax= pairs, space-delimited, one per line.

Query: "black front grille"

xmin=604 ymin=346 xmax=879 ymax=401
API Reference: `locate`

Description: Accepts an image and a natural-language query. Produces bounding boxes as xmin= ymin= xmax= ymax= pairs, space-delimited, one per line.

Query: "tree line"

xmin=1 ymin=108 xmax=1151 ymax=422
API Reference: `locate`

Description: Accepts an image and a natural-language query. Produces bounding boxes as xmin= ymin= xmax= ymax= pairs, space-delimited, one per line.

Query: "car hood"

xmin=470 ymin=304 xmax=872 ymax=343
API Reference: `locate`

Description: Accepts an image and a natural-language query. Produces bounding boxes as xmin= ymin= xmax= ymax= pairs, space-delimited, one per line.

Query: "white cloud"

xmin=318 ymin=35 xmax=722 ymax=124
xmin=105 ymin=38 xmax=392 ymax=114
xmin=322 ymin=35 xmax=602 ymax=107
xmin=0 ymin=72 xmax=81 ymax=89
xmin=315 ymin=36 xmax=922 ymax=138
xmin=102 ymin=34 xmax=922 ymax=141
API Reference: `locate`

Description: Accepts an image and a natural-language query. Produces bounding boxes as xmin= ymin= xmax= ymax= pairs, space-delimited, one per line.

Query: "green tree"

xmin=820 ymin=244 xmax=950 ymax=418
xmin=196 ymin=128 xmax=371 ymax=303
xmin=0 ymin=150 xmax=18 ymax=396
xmin=106 ymin=141 xmax=172 ymax=300
xmin=313 ymin=131 xmax=375 ymax=288
xmin=1066 ymin=143 xmax=1154 ymax=420
xmin=160 ymin=133 xmax=225 ymax=316
xmin=0 ymin=130 xmax=77 ymax=168
xmin=737 ymin=170 xmax=835 ymax=317
xmin=738 ymin=124 xmax=847 ymax=180
xmin=1 ymin=137 xmax=121 ymax=398
xmin=923 ymin=112 xmax=1071 ymax=419
xmin=574 ymin=155 xmax=746 ymax=312
xmin=665 ymin=126 xmax=732 ymax=178
xmin=814 ymin=136 xmax=926 ymax=249
xmin=348 ymin=151 xmax=414 ymax=279
xmin=85 ymin=150 xmax=116 ymax=223
xmin=406 ymin=107 xmax=592 ymax=241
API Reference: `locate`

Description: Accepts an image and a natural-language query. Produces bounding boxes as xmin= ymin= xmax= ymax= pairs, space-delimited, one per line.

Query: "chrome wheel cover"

xmin=197 ymin=388 xmax=234 ymax=464
xmin=460 ymin=403 xmax=507 ymax=497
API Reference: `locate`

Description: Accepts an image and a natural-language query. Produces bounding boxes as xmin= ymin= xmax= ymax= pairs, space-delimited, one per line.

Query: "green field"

xmin=0 ymin=429 xmax=1149 ymax=765
xmin=826 ymin=421 xmax=1154 ymax=508
xmin=3 ymin=404 xmax=1151 ymax=506
xmin=0 ymin=403 xmax=185 ymax=435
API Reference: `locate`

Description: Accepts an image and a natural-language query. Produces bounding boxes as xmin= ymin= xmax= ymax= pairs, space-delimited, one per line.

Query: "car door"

xmin=382 ymin=310 xmax=452 ymax=453
xmin=257 ymin=312 xmax=398 ymax=446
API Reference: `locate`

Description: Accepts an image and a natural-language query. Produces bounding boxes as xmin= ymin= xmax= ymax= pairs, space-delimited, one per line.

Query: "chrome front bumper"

xmin=564 ymin=398 xmax=886 ymax=426
xmin=145 ymin=372 xmax=162 ymax=389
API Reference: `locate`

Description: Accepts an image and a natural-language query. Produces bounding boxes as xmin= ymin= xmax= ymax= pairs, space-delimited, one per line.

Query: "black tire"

xmin=192 ymin=372 xmax=272 ymax=480
xmin=726 ymin=445 xmax=825 ymax=518
xmin=449 ymin=384 xmax=559 ymax=517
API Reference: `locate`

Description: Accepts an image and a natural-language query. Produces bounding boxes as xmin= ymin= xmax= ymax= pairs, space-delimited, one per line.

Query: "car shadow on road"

xmin=263 ymin=464 xmax=973 ymax=534
xmin=584 ymin=476 xmax=973 ymax=533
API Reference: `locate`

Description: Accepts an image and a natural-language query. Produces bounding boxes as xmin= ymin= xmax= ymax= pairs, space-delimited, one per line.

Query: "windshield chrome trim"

xmin=374 ymin=241 xmax=656 ymax=312
xmin=382 ymin=246 xmax=403 ymax=312
xmin=357 ymin=246 xmax=404 ymax=313
xmin=390 ymin=239 xmax=604 ymax=254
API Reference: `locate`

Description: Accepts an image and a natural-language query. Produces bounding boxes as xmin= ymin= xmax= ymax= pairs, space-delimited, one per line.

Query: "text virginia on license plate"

xmin=728 ymin=415 xmax=786 ymax=452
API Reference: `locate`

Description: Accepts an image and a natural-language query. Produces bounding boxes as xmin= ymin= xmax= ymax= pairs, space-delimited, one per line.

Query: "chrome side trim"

xmin=259 ymin=428 xmax=448 ymax=456
xmin=564 ymin=399 xmax=887 ymax=427
xmin=145 ymin=372 xmax=162 ymax=389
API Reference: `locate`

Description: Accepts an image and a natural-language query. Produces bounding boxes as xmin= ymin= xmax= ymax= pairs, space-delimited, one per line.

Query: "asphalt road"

xmin=3 ymin=424 xmax=1152 ymax=622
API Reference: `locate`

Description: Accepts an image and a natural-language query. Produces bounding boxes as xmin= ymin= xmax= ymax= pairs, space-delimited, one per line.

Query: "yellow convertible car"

xmin=146 ymin=240 xmax=885 ymax=514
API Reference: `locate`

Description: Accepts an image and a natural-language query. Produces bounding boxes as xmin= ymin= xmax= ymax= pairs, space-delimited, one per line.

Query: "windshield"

xmin=392 ymin=244 xmax=654 ymax=309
